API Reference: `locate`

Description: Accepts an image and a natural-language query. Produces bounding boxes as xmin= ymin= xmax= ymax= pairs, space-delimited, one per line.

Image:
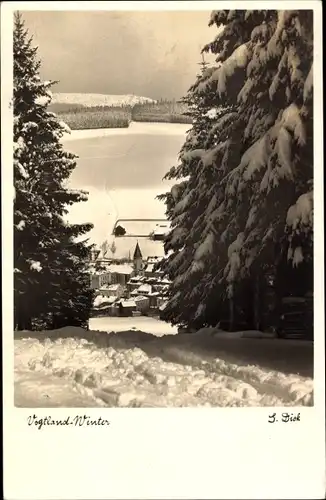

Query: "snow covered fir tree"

xmin=159 ymin=10 xmax=313 ymax=338
xmin=14 ymin=12 xmax=94 ymax=330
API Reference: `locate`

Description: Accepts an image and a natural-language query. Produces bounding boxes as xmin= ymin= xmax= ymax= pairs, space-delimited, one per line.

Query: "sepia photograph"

xmin=12 ymin=7 xmax=316 ymax=409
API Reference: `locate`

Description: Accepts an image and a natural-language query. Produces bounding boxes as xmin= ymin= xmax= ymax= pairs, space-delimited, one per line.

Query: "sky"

xmin=23 ymin=10 xmax=217 ymax=100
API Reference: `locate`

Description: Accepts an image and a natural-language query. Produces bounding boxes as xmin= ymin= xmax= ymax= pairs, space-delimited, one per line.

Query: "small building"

xmin=144 ymin=263 xmax=155 ymax=278
xmin=99 ymin=283 xmax=124 ymax=298
xmin=107 ymin=263 xmax=133 ymax=286
xmin=107 ymin=283 xmax=124 ymax=298
xmin=147 ymin=256 xmax=163 ymax=265
xmin=149 ymin=291 xmax=160 ymax=308
xmin=134 ymin=295 xmax=150 ymax=313
xmin=91 ymin=272 xmax=111 ymax=289
xmin=127 ymin=277 xmax=143 ymax=293
xmin=118 ymin=299 xmax=137 ymax=317
xmin=144 ymin=256 xmax=164 ymax=278
xmin=136 ymin=283 xmax=152 ymax=296
xmin=92 ymin=295 xmax=118 ymax=316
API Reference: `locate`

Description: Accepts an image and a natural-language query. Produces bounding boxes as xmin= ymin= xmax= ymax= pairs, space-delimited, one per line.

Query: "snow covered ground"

xmin=14 ymin=318 xmax=313 ymax=408
xmin=62 ymin=122 xmax=189 ymax=142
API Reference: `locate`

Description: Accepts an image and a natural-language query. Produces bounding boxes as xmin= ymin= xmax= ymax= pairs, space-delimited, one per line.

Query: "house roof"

xmin=137 ymin=284 xmax=152 ymax=293
xmin=93 ymin=295 xmax=117 ymax=307
xmin=120 ymin=300 xmax=136 ymax=308
xmin=133 ymin=241 xmax=143 ymax=259
xmin=104 ymin=236 xmax=166 ymax=260
xmin=107 ymin=284 xmax=121 ymax=290
xmin=147 ymin=256 xmax=163 ymax=263
xmin=107 ymin=264 xmax=133 ymax=275
xmin=134 ymin=295 xmax=149 ymax=302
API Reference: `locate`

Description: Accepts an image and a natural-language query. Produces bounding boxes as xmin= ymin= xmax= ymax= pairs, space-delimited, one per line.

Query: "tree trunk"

xmin=254 ymin=274 xmax=260 ymax=330
xmin=229 ymin=284 xmax=235 ymax=331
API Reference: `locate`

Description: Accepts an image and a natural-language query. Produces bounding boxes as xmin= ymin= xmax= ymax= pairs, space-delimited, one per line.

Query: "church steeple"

xmin=133 ymin=241 xmax=143 ymax=274
xmin=133 ymin=241 xmax=142 ymax=260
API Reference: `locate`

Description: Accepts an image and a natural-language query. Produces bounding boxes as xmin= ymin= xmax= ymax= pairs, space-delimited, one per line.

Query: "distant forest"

xmin=49 ymin=99 xmax=192 ymax=129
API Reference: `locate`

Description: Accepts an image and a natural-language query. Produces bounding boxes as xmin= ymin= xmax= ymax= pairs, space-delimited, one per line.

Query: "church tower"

xmin=133 ymin=241 xmax=143 ymax=275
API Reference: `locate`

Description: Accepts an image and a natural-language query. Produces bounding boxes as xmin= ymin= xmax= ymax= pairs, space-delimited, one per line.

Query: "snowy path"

xmin=14 ymin=323 xmax=313 ymax=408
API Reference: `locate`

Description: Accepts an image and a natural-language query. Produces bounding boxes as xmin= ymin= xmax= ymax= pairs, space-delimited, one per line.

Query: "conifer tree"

xmin=160 ymin=10 xmax=313 ymax=330
xmin=158 ymin=55 xmax=236 ymax=328
xmin=14 ymin=12 xmax=94 ymax=330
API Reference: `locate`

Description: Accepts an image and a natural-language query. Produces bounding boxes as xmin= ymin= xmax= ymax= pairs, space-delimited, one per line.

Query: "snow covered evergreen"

xmin=14 ymin=13 xmax=94 ymax=330
xmin=160 ymin=10 xmax=313 ymax=330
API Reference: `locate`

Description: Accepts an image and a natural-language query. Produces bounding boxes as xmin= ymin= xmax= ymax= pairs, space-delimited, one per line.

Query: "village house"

xmin=136 ymin=283 xmax=152 ymax=296
xmin=118 ymin=299 xmax=137 ymax=317
xmin=134 ymin=295 xmax=150 ymax=313
xmin=106 ymin=263 xmax=134 ymax=286
xmin=98 ymin=283 xmax=124 ymax=298
xmin=144 ymin=255 xmax=164 ymax=279
xmin=91 ymin=272 xmax=111 ymax=289
xmin=127 ymin=276 xmax=143 ymax=293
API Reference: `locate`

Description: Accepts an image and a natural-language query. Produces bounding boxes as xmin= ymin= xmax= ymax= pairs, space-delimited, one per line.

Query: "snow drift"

xmin=15 ymin=324 xmax=313 ymax=408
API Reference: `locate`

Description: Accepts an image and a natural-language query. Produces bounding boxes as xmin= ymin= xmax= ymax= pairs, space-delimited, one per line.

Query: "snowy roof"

xmin=106 ymin=284 xmax=122 ymax=291
xmin=106 ymin=296 xmax=118 ymax=304
xmin=119 ymin=300 xmax=136 ymax=308
xmin=107 ymin=264 xmax=133 ymax=275
xmin=112 ymin=220 xmax=169 ymax=237
xmin=93 ymin=295 xmax=117 ymax=307
xmin=104 ymin=236 xmax=165 ymax=260
xmin=153 ymin=224 xmax=170 ymax=236
xmin=137 ymin=284 xmax=152 ymax=293
xmin=134 ymin=295 xmax=149 ymax=302
xmin=129 ymin=281 xmax=142 ymax=287
xmin=145 ymin=264 xmax=155 ymax=273
xmin=147 ymin=256 xmax=163 ymax=263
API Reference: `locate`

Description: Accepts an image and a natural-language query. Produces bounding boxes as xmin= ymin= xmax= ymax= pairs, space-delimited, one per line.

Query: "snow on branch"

xmin=303 ymin=64 xmax=313 ymax=103
xmin=286 ymin=191 xmax=313 ymax=231
xmin=199 ymin=43 xmax=250 ymax=96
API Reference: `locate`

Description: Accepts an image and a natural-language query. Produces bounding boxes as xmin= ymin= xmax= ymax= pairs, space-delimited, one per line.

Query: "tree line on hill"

xmin=50 ymin=99 xmax=192 ymax=129
xmin=158 ymin=10 xmax=313 ymax=337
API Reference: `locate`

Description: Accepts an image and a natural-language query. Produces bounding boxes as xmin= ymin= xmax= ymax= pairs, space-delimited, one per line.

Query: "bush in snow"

xmin=159 ymin=10 xmax=313 ymax=332
xmin=14 ymin=13 xmax=94 ymax=330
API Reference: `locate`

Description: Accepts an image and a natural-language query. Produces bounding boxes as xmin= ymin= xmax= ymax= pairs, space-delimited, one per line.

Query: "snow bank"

xmin=15 ymin=325 xmax=313 ymax=408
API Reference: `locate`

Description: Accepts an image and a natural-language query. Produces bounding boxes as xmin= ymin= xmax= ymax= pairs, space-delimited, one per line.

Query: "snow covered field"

xmin=62 ymin=121 xmax=189 ymax=142
xmin=15 ymin=318 xmax=313 ymax=408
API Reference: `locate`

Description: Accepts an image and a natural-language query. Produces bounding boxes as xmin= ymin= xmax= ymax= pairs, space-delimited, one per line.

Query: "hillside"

xmin=51 ymin=92 xmax=156 ymax=109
